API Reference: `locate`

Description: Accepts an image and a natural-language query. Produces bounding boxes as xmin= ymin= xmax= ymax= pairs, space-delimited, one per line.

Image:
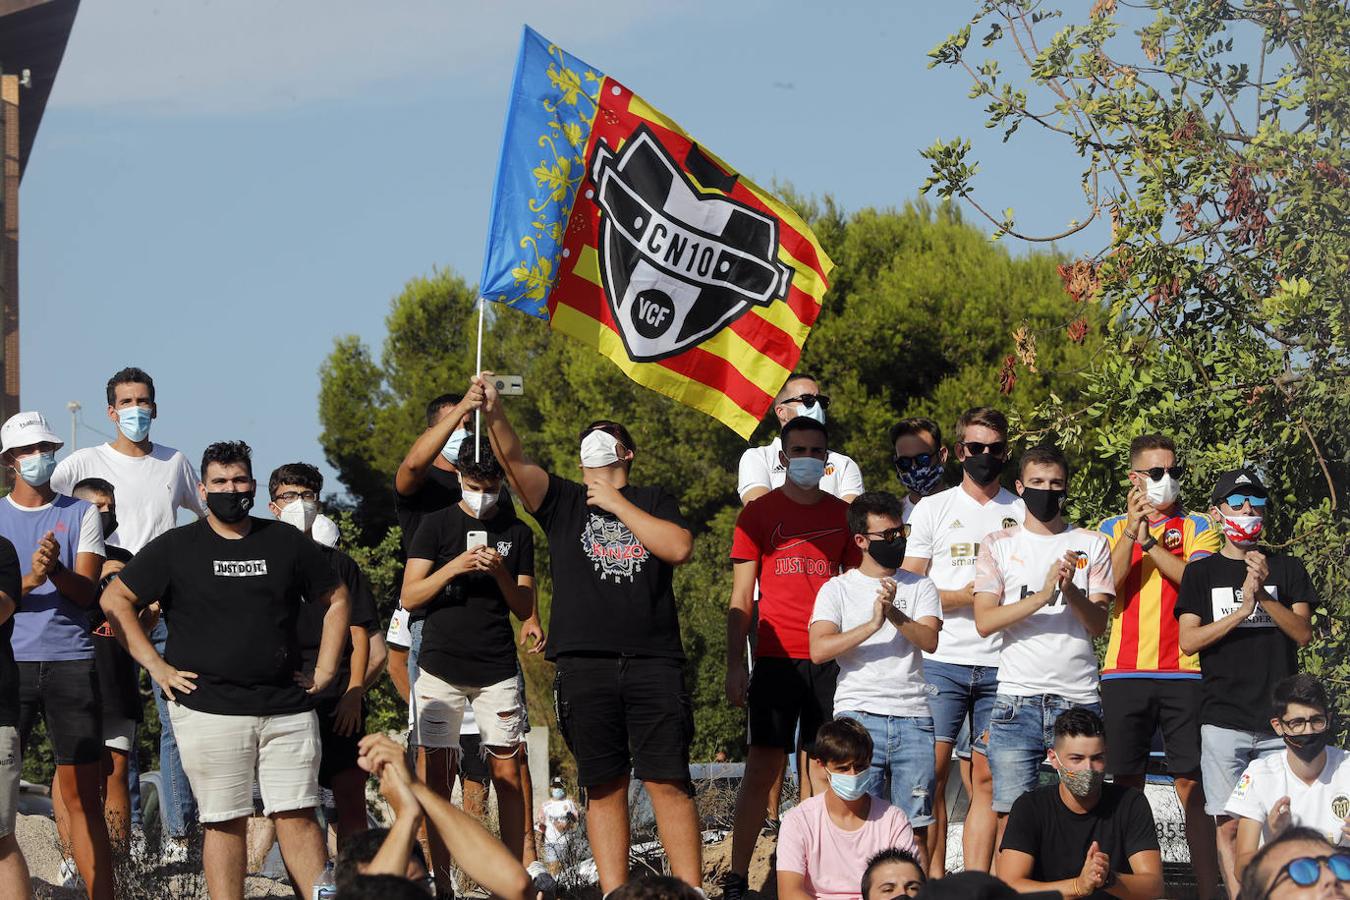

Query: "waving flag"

xmin=479 ymin=26 xmax=833 ymax=438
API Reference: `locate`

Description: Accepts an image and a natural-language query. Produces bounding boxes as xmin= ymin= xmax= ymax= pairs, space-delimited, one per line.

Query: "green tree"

xmin=318 ymin=200 xmax=1095 ymax=762
xmin=924 ymin=0 xmax=1350 ymax=701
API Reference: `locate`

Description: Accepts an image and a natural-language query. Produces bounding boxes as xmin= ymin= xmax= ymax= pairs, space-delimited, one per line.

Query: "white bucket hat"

xmin=0 ymin=411 xmax=63 ymax=456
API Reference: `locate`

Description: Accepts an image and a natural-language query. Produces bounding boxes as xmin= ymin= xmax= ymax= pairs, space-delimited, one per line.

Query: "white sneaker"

xmin=129 ymin=826 xmax=150 ymax=860
xmin=59 ymin=857 xmax=82 ymax=888
xmin=160 ymin=837 xmax=189 ymax=865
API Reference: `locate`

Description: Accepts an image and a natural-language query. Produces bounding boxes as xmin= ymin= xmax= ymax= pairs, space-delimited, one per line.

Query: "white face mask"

xmin=794 ymin=401 xmax=826 ymax=425
xmin=462 ymin=489 xmax=500 ymax=519
xmin=580 ymin=430 xmax=623 ymax=468
xmin=1144 ymin=473 xmax=1181 ymax=508
xmin=279 ymin=498 xmax=319 ymax=533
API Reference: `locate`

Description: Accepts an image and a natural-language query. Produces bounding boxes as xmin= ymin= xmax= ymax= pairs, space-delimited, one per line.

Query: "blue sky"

xmin=19 ymin=0 xmax=1109 ymax=500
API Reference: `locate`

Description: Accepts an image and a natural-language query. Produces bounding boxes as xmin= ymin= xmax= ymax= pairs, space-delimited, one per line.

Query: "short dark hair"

xmin=426 ymin=393 xmax=462 ymax=428
xmin=847 ymin=492 xmax=905 ymax=536
xmin=889 ymin=417 xmax=942 ymax=451
xmin=608 ymin=875 xmax=705 ymax=900
xmin=954 ymin=407 xmax=1009 ymax=444
xmin=1053 ymin=707 xmax=1106 ymax=744
xmin=780 ymin=416 xmax=828 ymax=448
xmin=336 ymin=874 xmax=429 ymax=900
xmin=814 ymin=717 xmax=872 ymax=769
xmin=455 ymin=438 xmax=505 ymax=483
xmin=862 ymin=848 xmax=926 ymax=899
xmin=1128 ymin=433 xmax=1176 ymax=462
xmin=1019 ymin=443 xmax=1070 ymax=481
xmin=579 ymin=420 xmax=637 ymax=456
xmin=335 ymin=827 xmax=427 ymax=888
xmin=201 ymin=441 xmax=254 ymax=480
xmin=71 ymin=477 xmax=116 ymax=501
xmin=776 ymin=372 xmax=819 ymax=403
xmin=105 ymin=367 xmax=155 ymax=406
xmin=268 ymin=462 xmax=322 ymax=500
xmin=1272 ymin=674 xmax=1329 ymax=719
xmin=1240 ymin=826 xmax=1335 ymax=900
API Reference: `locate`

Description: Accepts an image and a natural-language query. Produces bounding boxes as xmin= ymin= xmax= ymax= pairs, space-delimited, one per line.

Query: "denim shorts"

xmin=837 ymin=709 xmax=937 ymax=827
xmin=924 ymin=659 xmax=998 ymax=754
xmin=987 ymin=693 xmax=1102 ymax=812
xmin=1200 ymin=724 xmax=1284 ymax=816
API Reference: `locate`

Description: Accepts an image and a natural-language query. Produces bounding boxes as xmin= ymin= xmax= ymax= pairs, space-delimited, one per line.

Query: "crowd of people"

xmin=0 ymin=365 xmax=1337 ymax=900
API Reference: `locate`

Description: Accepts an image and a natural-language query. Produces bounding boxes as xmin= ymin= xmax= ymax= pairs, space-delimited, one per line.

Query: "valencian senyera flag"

xmin=478 ymin=25 xmax=833 ymax=439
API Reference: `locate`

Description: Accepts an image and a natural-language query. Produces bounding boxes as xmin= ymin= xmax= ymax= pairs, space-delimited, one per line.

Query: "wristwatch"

xmin=1139 ymin=534 xmax=1157 ymax=551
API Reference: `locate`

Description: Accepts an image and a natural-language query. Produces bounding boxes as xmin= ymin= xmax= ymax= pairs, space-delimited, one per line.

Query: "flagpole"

xmin=474 ymin=296 xmax=485 ymax=462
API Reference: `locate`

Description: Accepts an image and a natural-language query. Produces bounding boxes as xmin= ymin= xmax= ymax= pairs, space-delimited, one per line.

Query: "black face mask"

xmin=1021 ymin=486 xmax=1067 ymax=524
xmin=100 ymin=511 xmax=118 ymax=539
xmin=867 ymin=536 xmax=907 ymax=570
xmin=1284 ymin=729 xmax=1333 ymax=763
xmin=962 ymin=453 xmax=1005 ymax=486
xmin=206 ymin=491 xmax=254 ymax=524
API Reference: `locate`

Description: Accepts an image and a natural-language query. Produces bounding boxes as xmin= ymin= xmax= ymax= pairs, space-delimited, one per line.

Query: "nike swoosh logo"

xmin=770 ymin=523 xmax=843 ymax=551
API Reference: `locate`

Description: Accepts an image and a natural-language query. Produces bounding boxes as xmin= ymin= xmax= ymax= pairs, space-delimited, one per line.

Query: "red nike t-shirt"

xmin=730 ymin=489 xmax=860 ymax=659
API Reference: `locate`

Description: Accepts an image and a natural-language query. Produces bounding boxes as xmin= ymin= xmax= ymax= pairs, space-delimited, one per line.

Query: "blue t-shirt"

xmin=0 ymin=494 xmax=102 ymax=661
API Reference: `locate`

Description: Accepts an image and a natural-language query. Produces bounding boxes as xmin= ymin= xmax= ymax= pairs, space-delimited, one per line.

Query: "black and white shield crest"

xmin=587 ymin=125 xmax=794 ymax=362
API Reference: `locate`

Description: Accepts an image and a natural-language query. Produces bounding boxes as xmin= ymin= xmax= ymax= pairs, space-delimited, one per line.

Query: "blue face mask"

xmin=117 ymin=406 xmax=152 ymax=442
xmin=441 ymin=428 xmax=470 ymax=466
xmin=829 ymin=769 xmax=872 ymax=801
xmin=17 ymin=451 xmax=57 ymax=487
xmin=785 ymin=456 xmax=826 ymax=488
xmin=898 ymin=461 xmax=944 ymax=496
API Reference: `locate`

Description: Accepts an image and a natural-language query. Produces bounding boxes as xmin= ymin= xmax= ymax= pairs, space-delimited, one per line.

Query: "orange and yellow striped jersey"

xmin=1099 ymin=511 xmax=1220 ymax=676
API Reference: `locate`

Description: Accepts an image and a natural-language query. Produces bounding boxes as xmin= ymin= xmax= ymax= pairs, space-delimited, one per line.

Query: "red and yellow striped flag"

xmin=548 ymin=77 xmax=833 ymax=438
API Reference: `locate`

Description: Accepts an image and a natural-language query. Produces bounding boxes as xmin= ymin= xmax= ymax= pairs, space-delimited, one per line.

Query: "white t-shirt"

xmin=810 ymin=568 xmax=943 ymax=717
xmin=902 ymin=495 xmax=918 ymax=524
xmin=540 ymin=797 xmax=580 ymax=844
xmin=737 ymin=438 xmax=864 ymax=501
xmin=905 ymin=485 xmax=1025 ymax=666
xmin=973 ymin=525 xmax=1114 ymax=704
xmin=1226 ymin=747 xmax=1350 ymax=847
xmin=51 ymin=442 xmax=208 ymax=553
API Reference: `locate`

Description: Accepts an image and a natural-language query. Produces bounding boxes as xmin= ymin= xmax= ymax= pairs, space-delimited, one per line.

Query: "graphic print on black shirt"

xmin=117 ymin=517 xmax=340 ymax=716
xmin=409 ymin=503 xmax=534 ymax=686
xmin=533 ymin=474 xmax=686 ymax=660
xmin=1000 ymin=783 xmax=1159 ymax=899
xmin=1174 ymin=550 xmax=1315 ymax=732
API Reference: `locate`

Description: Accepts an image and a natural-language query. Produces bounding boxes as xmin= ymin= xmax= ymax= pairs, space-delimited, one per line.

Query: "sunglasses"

xmin=892 ymin=453 xmax=938 ymax=472
xmin=1133 ymin=466 xmax=1184 ymax=481
xmin=1223 ymin=493 xmax=1268 ymax=508
xmin=864 ymin=528 xmax=906 ymax=543
xmin=1266 ymin=854 xmax=1350 ymax=896
xmin=958 ymin=440 xmax=1007 ymax=458
xmin=782 ymin=393 xmax=830 ymax=410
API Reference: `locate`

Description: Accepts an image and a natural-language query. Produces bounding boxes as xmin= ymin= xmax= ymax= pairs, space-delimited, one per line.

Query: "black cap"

xmin=1211 ymin=468 xmax=1268 ymax=504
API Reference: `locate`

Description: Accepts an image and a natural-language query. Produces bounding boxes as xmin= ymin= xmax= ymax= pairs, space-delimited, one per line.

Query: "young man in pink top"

xmin=778 ymin=718 xmax=919 ymax=900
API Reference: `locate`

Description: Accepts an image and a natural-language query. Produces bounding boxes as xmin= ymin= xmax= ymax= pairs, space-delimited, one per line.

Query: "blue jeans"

xmin=407 ymin=616 xmax=424 ymax=685
xmin=987 ymin=693 xmax=1102 ymax=812
xmin=151 ymin=620 xmax=198 ymax=837
xmin=924 ymin=660 xmax=999 ymax=754
xmin=837 ymin=709 xmax=936 ymax=827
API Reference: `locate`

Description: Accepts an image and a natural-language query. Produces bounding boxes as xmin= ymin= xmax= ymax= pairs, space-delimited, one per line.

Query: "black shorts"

xmin=747 ymin=657 xmax=837 ymax=754
xmin=553 ymin=654 xmax=692 ymax=789
xmin=18 ymin=660 xmax=102 ymax=766
xmin=1103 ymin=677 xmax=1202 ymax=776
xmin=459 ymin=733 xmax=490 ymax=785
xmin=316 ymin=694 xmax=365 ymax=789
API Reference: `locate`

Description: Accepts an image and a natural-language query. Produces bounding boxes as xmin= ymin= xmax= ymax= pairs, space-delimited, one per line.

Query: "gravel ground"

xmin=16 ymin=814 xmax=294 ymax=899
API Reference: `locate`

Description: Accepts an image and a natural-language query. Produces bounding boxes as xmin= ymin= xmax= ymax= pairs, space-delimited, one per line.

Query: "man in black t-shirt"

xmin=402 ymin=444 xmax=535 ymax=872
xmin=999 ymin=708 xmax=1162 ymax=899
xmin=0 ymin=536 xmax=29 ymax=895
xmin=266 ymin=462 xmax=381 ymax=846
xmin=101 ymin=441 xmax=351 ymax=900
xmin=469 ymin=372 xmax=699 ymax=895
xmin=1174 ymin=468 xmax=1315 ymax=898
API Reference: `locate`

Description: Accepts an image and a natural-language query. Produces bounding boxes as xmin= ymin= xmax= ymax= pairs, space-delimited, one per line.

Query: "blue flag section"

xmin=478 ymin=26 xmax=605 ymax=319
